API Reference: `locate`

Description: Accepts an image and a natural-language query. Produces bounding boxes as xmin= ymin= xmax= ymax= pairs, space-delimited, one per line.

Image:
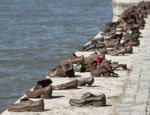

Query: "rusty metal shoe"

xmin=48 ymin=65 xmax=66 ymax=77
xmin=77 ymin=43 xmax=96 ymax=51
xmin=77 ymin=77 xmax=94 ymax=86
xmin=91 ymin=37 xmax=104 ymax=43
xmin=61 ymin=62 xmax=75 ymax=77
xmin=7 ymin=98 xmax=44 ymax=112
xmin=26 ymin=79 xmax=53 ymax=99
xmin=91 ymin=63 xmax=118 ymax=77
xmin=119 ymin=64 xmax=128 ymax=70
xmin=66 ymin=53 xmax=77 ymax=60
xmin=104 ymin=39 xmax=120 ymax=48
xmin=62 ymin=55 xmax=84 ymax=64
xmin=52 ymin=80 xmax=78 ymax=90
xmin=84 ymin=52 xmax=99 ymax=63
xmin=101 ymin=28 xmax=116 ymax=38
xmin=96 ymin=47 xmax=107 ymax=54
xmin=26 ymin=85 xmax=52 ymax=99
xmin=33 ymin=78 xmax=52 ymax=90
xmin=90 ymin=68 xmax=109 ymax=77
xmin=84 ymin=61 xmax=97 ymax=72
xmin=125 ymin=45 xmax=133 ymax=54
xmin=107 ymin=47 xmax=126 ymax=56
xmin=81 ymin=92 xmax=96 ymax=99
xmin=110 ymin=62 xmax=128 ymax=70
xmin=125 ymin=40 xmax=140 ymax=46
xmin=96 ymin=42 xmax=105 ymax=49
xmin=69 ymin=92 xmax=106 ymax=107
xmin=110 ymin=62 xmax=121 ymax=70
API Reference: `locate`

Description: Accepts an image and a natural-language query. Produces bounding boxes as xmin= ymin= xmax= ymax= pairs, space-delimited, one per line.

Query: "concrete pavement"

xmin=116 ymin=16 xmax=150 ymax=115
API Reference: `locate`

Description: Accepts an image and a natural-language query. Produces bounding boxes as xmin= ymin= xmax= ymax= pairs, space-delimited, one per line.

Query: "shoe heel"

xmin=43 ymin=91 xmax=52 ymax=99
xmin=121 ymin=52 xmax=125 ymax=55
xmin=87 ymin=77 xmax=94 ymax=86
xmin=87 ymin=83 xmax=92 ymax=86
xmin=42 ymin=86 xmax=52 ymax=99
xmin=87 ymin=82 xmax=93 ymax=86
xmin=92 ymin=101 xmax=106 ymax=107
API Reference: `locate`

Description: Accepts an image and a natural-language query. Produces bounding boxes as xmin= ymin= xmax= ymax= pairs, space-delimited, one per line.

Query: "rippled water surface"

xmin=0 ymin=0 xmax=112 ymax=112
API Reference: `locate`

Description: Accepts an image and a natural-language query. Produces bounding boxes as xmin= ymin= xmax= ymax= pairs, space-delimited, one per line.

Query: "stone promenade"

xmin=116 ymin=16 xmax=150 ymax=115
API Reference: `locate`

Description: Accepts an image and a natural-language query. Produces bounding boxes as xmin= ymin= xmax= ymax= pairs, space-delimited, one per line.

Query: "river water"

xmin=0 ymin=0 xmax=112 ymax=112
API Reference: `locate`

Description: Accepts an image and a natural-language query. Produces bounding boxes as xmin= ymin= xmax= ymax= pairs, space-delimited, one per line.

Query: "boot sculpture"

xmin=77 ymin=43 xmax=96 ymax=51
xmin=84 ymin=52 xmax=99 ymax=63
xmin=52 ymin=80 xmax=78 ymax=90
xmin=125 ymin=45 xmax=133 ymax=54
xmin=91 ymin=60 xmax=118 ymax=77
xmin=69 ymin=92 xmax=106 ymax=107
xmin=62 ymin=55 xmax=84 ymax=64
xmin=84 ymin=61 xmax=97 ymax=72
xmin=104 ymin=39 xmax=120 ymax=48
xmin=110 ymin=62 xmax=128 ymax=70
xmin=7 ymin=97 xmax=44 ymax=112
xmin=48 ymin=63 xmax=75 ymax=77
xmin=61 ymin=62 xmax=75 ymax=77
xmin=48 ymin=65 xmax=66 ymax=77
xmin=26 ymin=79 xmax=52 ymax=99
xmin=77 ymin=77 xmax=94 ymax=86
xmin=107 ymin=47 xmax=126 ymax=56
xmin=90 ymin=68 xmax=111 ymax=77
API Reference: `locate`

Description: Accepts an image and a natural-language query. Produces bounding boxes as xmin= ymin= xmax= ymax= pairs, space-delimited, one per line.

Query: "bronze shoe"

xmin=119 ymin=64 xmax=128 ymax=70
xmin=48 ymin=65 xmax=66 ymax=77
xmin=125 ymin=40 xmax=140 ymax=47
xmin=104 ymin=39 xmax=120 ymax=48
xmin=91 ymin=37 xmax=104 ymax=43
xmin=90 ymin=68 xmax=109 ymax=77
xmin=107 ymin=47 xmax=126 ymax=56
xmin=62 ymin=55 xmax=84 ymax=64
xmin=77 ymin=77 xmax=94 ymax=86
xmin=97 ymin=47 xmax=107 ymax=54
xmin=77 ymin=41 xmax=98 ymax=51
xmin=84 ymin=52 xmax=99 ymax=63
xmin=84 ymin=61 xmax=97 ymax=72
xmin=96 ymin=42 xmax=105 ymax=49
xmin=52 ymin=80 xmax=78 ymax=90
xmin=26 ymin=79 xmax=53 ymax=99
xmin=110 ymin=62 xmax=128 ymax=70
xmin=33 ymin=78 xmax=52 ymax=90
xmin=110 ymin=62 xmax=120 ymax=70
xmin=81 ymin=92 xmax=97 ymax=99
xmin=7 ymin=98 xmax=44 ymax=112
xmin=91 ymin=64 xmax=118 ymax=77
xmin=69 ymin=92 xmax=106 ymax=107
xmin=125 ymin=45 xmax=133 ymax=54
xmin=61 ymin=62 xmax=75 ymax=77
xmin=26 ymin=85 xmax=52 ymax=99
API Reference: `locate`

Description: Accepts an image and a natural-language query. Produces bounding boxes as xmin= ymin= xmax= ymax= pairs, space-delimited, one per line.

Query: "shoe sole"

xmin=70 ymin=101 xmax=106 ymax=107
xmin=8 ymin=106 xmax=44 ymax=112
